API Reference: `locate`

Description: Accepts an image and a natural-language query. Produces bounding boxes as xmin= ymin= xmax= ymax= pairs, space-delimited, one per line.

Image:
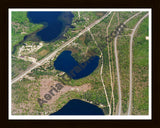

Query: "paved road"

xmin=12 ymin=12 xmax=112 ymax=84
xmin=114 ymin=12 xmax=142 ymax=115
xmin=127 ymin=13 xmax=149 ymax=115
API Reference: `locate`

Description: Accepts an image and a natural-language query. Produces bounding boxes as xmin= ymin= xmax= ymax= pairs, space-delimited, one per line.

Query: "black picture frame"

xmin=0 ymin=0 xmax=159 ymax=128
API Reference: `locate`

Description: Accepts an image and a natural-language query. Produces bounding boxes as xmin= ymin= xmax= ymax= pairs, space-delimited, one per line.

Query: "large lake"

xmin=54 ymin=51 xmax=99 ymax=79
xmin=50 ymin=99 xmax=104 ymax=115
xmin=27 ymin=11 xmax=74 ymax=42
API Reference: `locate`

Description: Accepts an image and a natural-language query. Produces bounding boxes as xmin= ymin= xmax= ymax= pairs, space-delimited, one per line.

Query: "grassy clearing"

xmin=12 ymin=80 xmax=29 ymax=104
xmin=132 ymin=17 xmax=149 ymax=115
xmin=38 ymin=49 xmax=49 ymax=56
xmin=133 ymin=18 xmax=149 ymax=67
xmin=12 ymin=57 xmax=32 ymax=79
xmin=117 ymin=36 xmax=130 ymax=113
xmin=36 ymin=45 xmax=51 ymax=60
xmin=95 ymin=12 xmax=106 ymax=17
xmin=12 ymin=78 xmax=56 ymax=115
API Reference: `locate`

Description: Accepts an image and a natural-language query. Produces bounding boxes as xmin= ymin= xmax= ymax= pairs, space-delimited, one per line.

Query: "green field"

xmin=12 ymin=57 xmax=32 ymax=79
xmin=132 ymin=17 xmax=149 ymax=115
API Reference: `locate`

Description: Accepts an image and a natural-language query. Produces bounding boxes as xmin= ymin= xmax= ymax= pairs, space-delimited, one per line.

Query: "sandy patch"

xmin=39 ymin=77 xmax=91 ymax=105
xmin=38 ymin=49 xmax=49 ymax=56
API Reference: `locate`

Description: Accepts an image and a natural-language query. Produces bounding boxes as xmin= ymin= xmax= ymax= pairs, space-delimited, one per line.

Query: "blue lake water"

xmin=54 ymin=50 xmax=99 ymax=79
xmin=50 ymin=99 xmax=104 ymax=115
xmin=27 ymin=12 xmax=74 ymax=42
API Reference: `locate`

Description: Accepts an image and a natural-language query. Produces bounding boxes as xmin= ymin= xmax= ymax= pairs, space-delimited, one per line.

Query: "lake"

xmin=54 ymin=50 xmax=99 ymax=79
xmin=50 ymin=99 xmax=104 ymax=115
xmin=27 ymin=11 xmax=74 ymax=42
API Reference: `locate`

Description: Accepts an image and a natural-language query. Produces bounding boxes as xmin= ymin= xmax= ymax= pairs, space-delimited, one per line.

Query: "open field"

xmin=132 ymin=17 xmax=149 ymax=115
xmin=12 ymin=56 xmax=32 ymax=79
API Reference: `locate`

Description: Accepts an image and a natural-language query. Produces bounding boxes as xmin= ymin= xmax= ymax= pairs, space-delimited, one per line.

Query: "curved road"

xmin=114 ymin=12 xmax=142 ymax=115
xmin=127 ymin=13 xmax=149 ymax=115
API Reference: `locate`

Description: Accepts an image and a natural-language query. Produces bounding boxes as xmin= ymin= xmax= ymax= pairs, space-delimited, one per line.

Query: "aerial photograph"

xmin=9 ymin=9 xmax=151 ymax=119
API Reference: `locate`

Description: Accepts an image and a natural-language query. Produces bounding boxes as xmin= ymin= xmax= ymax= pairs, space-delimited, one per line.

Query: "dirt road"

xmin=127 ymin=13 xmax=149 ymax=115
xmin=114 ymin=12 xmax=142 ymax=115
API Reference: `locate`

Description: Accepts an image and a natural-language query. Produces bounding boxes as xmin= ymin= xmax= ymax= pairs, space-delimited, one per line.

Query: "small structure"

xmin=145 ymin=36 xmax=149 ymax=40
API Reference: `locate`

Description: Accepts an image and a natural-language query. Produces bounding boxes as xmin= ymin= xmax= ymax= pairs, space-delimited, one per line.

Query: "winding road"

xmin=89 ymin=30 xmax=111 ymax=115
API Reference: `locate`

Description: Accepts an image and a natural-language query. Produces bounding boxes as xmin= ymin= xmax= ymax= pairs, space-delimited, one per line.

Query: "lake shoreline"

xmin=12 ymin=12 xmax=75 ymax=55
